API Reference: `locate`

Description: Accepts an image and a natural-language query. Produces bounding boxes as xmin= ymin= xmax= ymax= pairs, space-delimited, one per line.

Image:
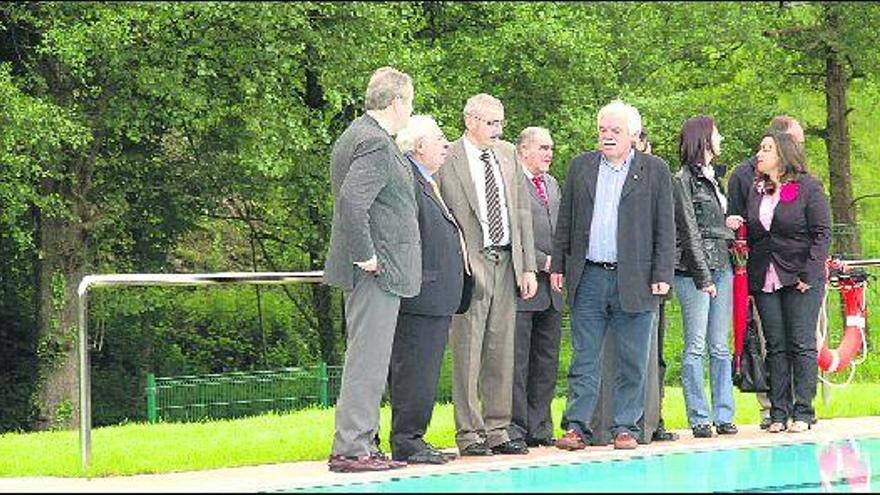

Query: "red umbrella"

xmin=730 ymin=224 xmax=750 ymax=372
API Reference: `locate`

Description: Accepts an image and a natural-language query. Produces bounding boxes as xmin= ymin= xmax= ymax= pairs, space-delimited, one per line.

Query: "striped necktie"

xmin=480 ymin=150 xmax=504 ymax=245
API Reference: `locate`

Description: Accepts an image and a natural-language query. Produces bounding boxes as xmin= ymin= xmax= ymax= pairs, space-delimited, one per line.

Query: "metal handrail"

xmin=77 ymin=271 xmax=324 ymax=471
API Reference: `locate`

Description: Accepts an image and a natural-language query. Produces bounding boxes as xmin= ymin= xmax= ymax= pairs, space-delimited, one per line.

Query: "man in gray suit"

xmin=551 ymin=100 xmax=675 ymax=451
xmin=435 ymin=93 xmax=538 ymax=457
xmin=508 ymin=127 xmax=564 ymax=448
xmin=323 ymin=67 xmax=420 ymax=473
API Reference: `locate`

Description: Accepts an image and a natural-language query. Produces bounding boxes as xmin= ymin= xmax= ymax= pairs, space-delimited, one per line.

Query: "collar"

xmin=405 ymin=153 xmax=435 ymax=184
xmin=599 ymin=148 xmax=634 ymax=172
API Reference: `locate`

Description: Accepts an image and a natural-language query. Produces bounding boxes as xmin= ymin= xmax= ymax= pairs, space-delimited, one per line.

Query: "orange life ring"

xmin=817 ymin=277 xmax=866 ymax=373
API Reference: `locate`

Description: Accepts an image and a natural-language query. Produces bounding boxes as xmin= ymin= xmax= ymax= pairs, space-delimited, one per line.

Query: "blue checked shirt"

xmin=587 ymin=149 xmax=634 ymax=263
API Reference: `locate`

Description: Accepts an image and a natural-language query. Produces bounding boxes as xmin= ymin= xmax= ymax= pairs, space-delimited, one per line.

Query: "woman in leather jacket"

xmin=672 ymin=116 xmax=738 ymax=438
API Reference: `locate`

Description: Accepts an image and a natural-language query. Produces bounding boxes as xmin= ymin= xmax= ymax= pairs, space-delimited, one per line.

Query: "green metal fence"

xmin=146 ymin=364 xmax=343 ymax=423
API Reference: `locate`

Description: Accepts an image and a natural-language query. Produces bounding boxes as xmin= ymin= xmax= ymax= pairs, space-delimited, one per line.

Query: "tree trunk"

xmin=33 ymin=179 xmax=87 ymax=430
xmin=823 ymin=7 xmax=861 ymax=258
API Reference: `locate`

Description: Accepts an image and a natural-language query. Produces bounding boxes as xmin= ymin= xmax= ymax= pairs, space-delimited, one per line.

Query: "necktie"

xmin=480 ymin=150 xmax=504 ymax=245
xmin=532 ymin=174 xmax=549 ymax=208
xmin=431 ymin=180 xmax=471 ymax=275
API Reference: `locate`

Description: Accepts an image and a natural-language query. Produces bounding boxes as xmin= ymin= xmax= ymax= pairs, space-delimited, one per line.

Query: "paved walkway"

xmin=2 ymin=416 xmax=879 ymax=493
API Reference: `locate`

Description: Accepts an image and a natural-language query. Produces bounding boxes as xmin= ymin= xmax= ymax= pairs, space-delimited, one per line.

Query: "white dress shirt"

xmin=463 ymin=136 xmax=511 ymax=248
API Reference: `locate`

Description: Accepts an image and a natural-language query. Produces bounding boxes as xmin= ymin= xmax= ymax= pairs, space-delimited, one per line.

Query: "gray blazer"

xmin=435 ymin=138 xmax=537 ymax=301
xmin=323 ymin=114 xmax=421 ymax=297
xmin=551 ymin=150 xmax=675 ymax=313
xmin=516 ymin=171 xmax=564 ymax=312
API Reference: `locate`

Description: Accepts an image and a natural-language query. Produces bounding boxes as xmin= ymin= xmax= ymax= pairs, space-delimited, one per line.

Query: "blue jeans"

xmin=561 ymin=264 xmax=655 ymax=438
xmin=674 ymin=268 xmax=735 ymax=427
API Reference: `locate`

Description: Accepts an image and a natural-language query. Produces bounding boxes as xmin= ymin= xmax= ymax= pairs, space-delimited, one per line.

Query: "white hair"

xmin=463 ymin=93 xmax=504 ymax=118
xmin=517 ymin=126 xmax=551 ymax=150
xmin=597 ymin=100 xmax=642 ymax=137
xmin=396 ymin=115 xmax=441 ymax=153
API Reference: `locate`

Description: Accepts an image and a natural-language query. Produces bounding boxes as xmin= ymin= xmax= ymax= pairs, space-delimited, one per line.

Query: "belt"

xmin=585 ymin=259 xmax=617 ymax=271
xmin=482 ymin=245 xmax=511 ymax=262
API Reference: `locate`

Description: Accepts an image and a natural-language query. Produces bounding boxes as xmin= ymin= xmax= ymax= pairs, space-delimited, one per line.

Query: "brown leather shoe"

xmin=328 ymin=455 xmax=393 ymax=473
xmin=613 ymin=432 xmax=638 ymax=450
xmin=370 ymin=451 xmax=407 ymax=469
xmin=555 ymin=429 xmax=587 ymax=451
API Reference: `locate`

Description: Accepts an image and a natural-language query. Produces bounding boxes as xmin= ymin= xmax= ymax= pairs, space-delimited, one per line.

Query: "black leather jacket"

xmin=672 ymin=164 xmax=734 ymax=288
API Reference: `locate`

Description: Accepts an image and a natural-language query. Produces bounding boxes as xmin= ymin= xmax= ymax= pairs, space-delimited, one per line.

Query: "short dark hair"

xmin=678 ymin=115 xmax=716 ymax=168
xmin=769 ymin=115 xmax=798 ymax=134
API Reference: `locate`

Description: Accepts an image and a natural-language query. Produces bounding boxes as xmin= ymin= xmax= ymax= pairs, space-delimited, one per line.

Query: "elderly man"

xmin=508 ymin=127 xmax=564 ymax=448
xmin=435 ymin=93 xmax=538 ymax=457
xmin=726 ymin=115 xmax=806 ymax=430
xmin=388 ymin=115 xmax=471 ymax=465
xmin=551 ymin=100 xmax=675 ymax=451
xmin=323 ymin=67 xmax=420 ymax=473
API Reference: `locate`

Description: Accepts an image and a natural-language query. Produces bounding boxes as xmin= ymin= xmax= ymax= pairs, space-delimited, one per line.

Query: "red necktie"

xmin=532 ymin=175 xmax=548 ymax=208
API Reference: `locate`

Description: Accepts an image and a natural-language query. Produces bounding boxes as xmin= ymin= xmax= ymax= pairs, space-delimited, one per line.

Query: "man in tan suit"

xmin=435 ymin=93 xmax=538 ymax=457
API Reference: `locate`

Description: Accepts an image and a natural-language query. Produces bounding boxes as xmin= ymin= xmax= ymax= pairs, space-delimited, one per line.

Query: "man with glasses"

xmin=435 ymin=93 xmax=538 ymax=457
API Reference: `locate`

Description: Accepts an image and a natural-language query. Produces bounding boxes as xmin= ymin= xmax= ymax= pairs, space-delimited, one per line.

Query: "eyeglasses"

xmin=468 ymin=114 xmax=506 ymax=128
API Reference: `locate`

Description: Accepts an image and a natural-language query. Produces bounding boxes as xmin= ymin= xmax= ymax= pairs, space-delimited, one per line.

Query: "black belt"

xmin=484 ymin=244 xmax=511 ymax=252
xmin=586 ymin=259 xmax=617 ymax=271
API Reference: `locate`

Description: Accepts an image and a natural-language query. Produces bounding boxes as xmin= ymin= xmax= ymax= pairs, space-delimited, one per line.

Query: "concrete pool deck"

xmin=2 ymin=415 xmax=879 ymax=493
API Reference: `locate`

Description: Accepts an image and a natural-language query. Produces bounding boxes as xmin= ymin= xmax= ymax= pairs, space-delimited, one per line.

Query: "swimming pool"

xmin=287 ymin=438 xmax=876 ymax=492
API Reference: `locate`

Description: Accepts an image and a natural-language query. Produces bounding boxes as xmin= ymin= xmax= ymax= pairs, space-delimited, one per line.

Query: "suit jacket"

xmin=551 ymin=150 xmax=675 ymax=313
xmin=323 ymin=114 xmax=421 ymax=297
xmin=435 ymin=138 xmax=537 ymax=301
xmin=516 ymin=171 xmax=564 ymax=312
xmin=400 ymin=160 xmax=473 ymax=316
xmin=727 ymin=156 xmax=757 ymax=219
xmin=745 ymin=173 xmax=831 ymax=291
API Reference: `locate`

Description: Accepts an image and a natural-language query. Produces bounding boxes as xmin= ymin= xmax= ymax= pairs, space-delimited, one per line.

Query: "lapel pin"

xmin=633 ymin=174 xmax=639 ymax=180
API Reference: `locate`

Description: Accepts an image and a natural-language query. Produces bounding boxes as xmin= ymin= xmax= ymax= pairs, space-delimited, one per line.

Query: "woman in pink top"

xmin=745 ymin=130 xmax=831 ymax=434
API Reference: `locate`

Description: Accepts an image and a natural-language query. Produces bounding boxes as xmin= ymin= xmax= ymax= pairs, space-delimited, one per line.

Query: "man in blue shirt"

xmin=551 ymin=101 xmax=675 ymax=451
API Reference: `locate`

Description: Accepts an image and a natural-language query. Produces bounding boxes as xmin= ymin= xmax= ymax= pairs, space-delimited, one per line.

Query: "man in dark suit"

xmin=323 ymin=67 xmax=420 ymax=473
xmin=435 ymin=93 xmax=538 ymax=457
xmin=388 ymin=115 xmax=471 ymax=465
xmin=508 ymin=127 xmax=564 ymax=448
xmin=551 ymin=100 xmax=675 ymax=451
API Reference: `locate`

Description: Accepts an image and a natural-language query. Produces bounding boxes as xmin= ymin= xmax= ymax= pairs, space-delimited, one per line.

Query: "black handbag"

xmin=733 ymin=305 xmax=770 ymax=393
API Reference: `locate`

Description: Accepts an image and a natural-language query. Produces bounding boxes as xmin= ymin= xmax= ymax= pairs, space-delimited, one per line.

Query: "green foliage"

xmin=0 ymin=1 xmax=879 ymax=431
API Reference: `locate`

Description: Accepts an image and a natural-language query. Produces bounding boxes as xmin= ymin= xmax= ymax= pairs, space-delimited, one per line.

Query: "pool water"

xmin=288 ymin=437 xmax=877 ymax=493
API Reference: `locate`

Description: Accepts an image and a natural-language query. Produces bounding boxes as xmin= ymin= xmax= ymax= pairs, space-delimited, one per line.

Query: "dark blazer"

xmin=323 ymin=114 xmax=421 ymax=297
xmin=727 ymin=156 xmax=756 ymax=219
xmin=517 ymin=171 xmax=564 ymax=312
xmin=551 ymin=150 xmax=675 ymax=313
xmin=400 ymin=160 xmax=472 ymax=316
xmin=745 ymin=173 xmax=831 ymax=291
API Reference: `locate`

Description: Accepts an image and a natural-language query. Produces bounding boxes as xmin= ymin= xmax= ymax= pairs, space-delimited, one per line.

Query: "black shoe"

xmin=525 ymin=437 xmax=556 ymax=447
xmin=715 ymin=422 xmax=738 ymax=435
xmin=424 ymin=442 xmax=458 ymax=461
xmin=692 ymin=424 xmax=714 ymax=438
xmin=759 ymin=417 xmax=773 ymax=430
xmin=406 ymin=449 xmax=448 ymax=465
xmin=651 ymin=426 xmax=679 ymax=442
xmin=491 ymin=439 xmax=529 ymax=455
xmin=459 ymin=442 xmax=494 ymax=457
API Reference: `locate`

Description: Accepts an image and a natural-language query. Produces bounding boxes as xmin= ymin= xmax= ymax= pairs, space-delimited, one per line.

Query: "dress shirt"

xmin=463 ymin=136 xmax=511 ymax=248
xmin=759 ymin=188 xmax=783 ymax=292
xmin=587 ymin=149 xmax=633 ymax=263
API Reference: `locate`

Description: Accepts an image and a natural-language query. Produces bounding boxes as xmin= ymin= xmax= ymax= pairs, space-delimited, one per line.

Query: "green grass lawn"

xmin=2 ymin=384 xmax=879 ymax=478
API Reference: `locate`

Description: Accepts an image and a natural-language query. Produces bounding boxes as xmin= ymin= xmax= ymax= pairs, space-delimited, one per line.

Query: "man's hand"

xmin=354 ymin=256 xmax=378 ymax=272
xmin=520 ymin=272 xmax=538 ymax=299
xmin=550 ymin=273 xmax=564 ymax=293
xmin=651 ymin=282 xmax=670 ymax=296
